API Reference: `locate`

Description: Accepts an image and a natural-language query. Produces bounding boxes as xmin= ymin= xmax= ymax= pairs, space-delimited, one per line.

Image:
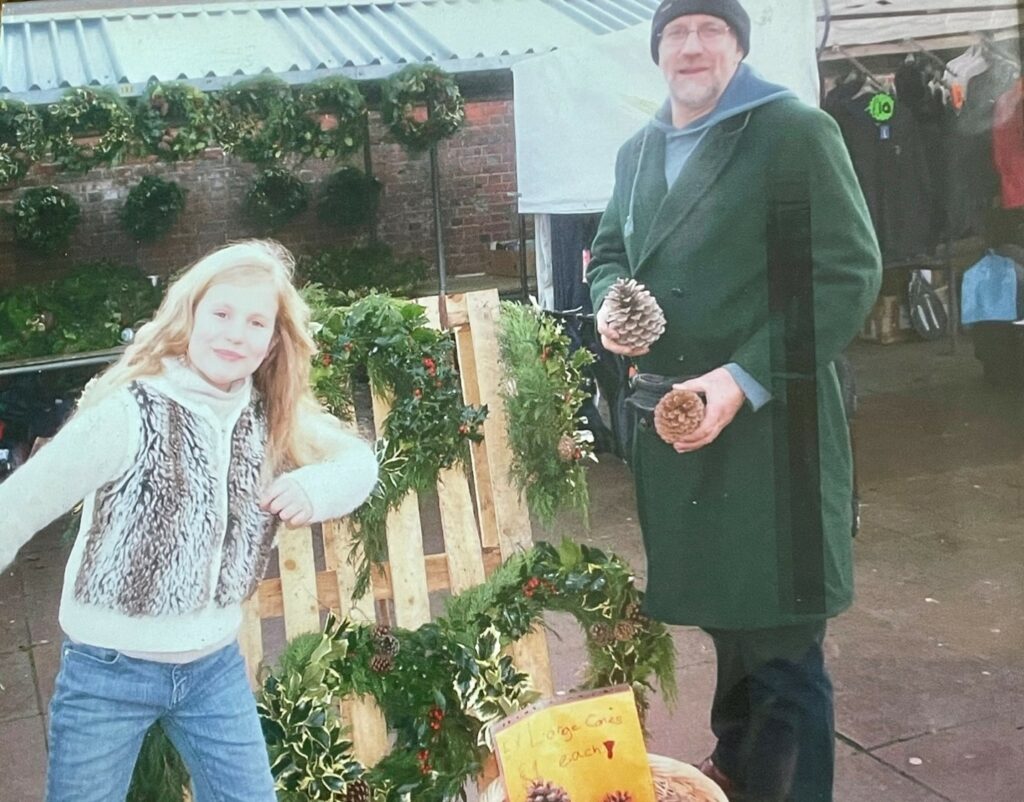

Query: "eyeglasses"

xmin=659 ymin=22 xmax=731 ymax=48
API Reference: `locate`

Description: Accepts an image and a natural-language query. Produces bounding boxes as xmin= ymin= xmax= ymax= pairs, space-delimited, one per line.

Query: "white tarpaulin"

xmin=511 ymin=0 xmax=819 ymax=214
xmin=820 ymin=0 xmax=1021 ymax=47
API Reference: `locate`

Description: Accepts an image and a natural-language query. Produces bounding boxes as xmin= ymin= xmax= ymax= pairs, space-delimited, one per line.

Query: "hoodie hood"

xmin=649 ymin=63 xmax=796 ymax=188
xmin=652 ymin=62 xmax=796 ymax=135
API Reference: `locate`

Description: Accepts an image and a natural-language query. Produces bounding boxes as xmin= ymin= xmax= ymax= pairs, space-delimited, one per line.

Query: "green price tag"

xmin=868 ymin=93 xmax=895 ymax=122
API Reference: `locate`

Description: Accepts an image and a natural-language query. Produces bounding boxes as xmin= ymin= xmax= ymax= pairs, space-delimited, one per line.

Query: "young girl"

xmin=0 ymin=240 xmax=378 ymax=801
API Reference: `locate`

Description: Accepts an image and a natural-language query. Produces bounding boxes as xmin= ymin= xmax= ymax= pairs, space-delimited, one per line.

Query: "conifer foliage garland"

xmin=135 ymin=81 xmax=216 ymax=161
xmin=497 ymin=302 xmax=595 ymax=525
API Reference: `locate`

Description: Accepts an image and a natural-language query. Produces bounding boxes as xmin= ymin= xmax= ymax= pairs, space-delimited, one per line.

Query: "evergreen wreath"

xmin=304 ymin=292 xmax=487 ymax=597
xmin=135 ymin=81 xmax=216 ymax=161
xmin=130 ymin=541 xmax=676 ymax=802
xmin=120 ymin=175 xmax=187 ymax=241
xmin=10 ymin=186 xmax=81 ymax=253
xmin=212 ymin=76 xmax=294 ymax=164
xmin=0 ymin=99 xmax=45 ymax=185
xmin=44 ymin=87 xmax=135 ymax=172
xmin=293 ymin=76 xmax=368 ymax=160
xmin=316 ymin=167 xmax=382 ymax=229
xmin=243 ymin=168 xmax=309 ymax=232
xmin=498 ymin=303 xmax=595 ymax=526
xmin=380 ymin=64 xmax=465 ymax=152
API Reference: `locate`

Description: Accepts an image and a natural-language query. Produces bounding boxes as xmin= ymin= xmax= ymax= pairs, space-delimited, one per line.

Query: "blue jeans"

xmin=45 ymin=639 xmax=276 ymax=802
xmin=704 ymin=621 xmax=834 ymax=802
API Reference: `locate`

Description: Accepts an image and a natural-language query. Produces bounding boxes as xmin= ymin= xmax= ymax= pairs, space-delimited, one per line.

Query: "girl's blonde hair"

xmin=81 ymin=239 xmax=333 ymax=471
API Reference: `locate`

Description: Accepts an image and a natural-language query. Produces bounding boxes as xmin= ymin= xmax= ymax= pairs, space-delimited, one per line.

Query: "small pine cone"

xmin=613 ymin=619 xmax=638 ymax=642
xmin=372 ymin=624 xmax=392 ymax=642
xmin=653 ymin=389 xmax=706 ymax=444
xmin=623 ymin=601 xmax=641 ymax=621
xmin=526 ymin=779 xmax=572 ymax=802
xmin=603 ymin=278 xmax=667 ymax=350
xmin=589 ymin=622 xmax=615 ymax=647
xmin=556 ymin=434 xmax=577 ymax=463
xmin=603 ymin=793 xmax=633 ymax=802
xmin=375 ymin=633 xmax=400 ymax=658
xmin=344 ymin=779 xmax=371 ymax=802
xmin=370 ymin=653 xmax=394 ymax=673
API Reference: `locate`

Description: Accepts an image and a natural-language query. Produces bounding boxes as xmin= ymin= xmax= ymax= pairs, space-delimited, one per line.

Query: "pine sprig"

xmin=497 ymin=302 xmax=594 ymax=525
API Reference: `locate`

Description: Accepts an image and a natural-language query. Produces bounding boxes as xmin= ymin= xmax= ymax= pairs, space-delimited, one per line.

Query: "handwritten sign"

xmin=490 ymin=686 xmax=655 ymax=802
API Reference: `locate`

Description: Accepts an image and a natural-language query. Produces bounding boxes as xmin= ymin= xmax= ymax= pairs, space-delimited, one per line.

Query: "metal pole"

xmin=517 ymin=213 xmax=530 ymax=302
xmin=362 ymin=112 xmax=378 ymax=244
xmin=429 ymin=142 xmax=447 ymax=298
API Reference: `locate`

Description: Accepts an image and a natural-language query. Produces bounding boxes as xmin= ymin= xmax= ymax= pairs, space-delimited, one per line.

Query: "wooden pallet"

xmin=239 ymin=289 xmax=552 ymax=768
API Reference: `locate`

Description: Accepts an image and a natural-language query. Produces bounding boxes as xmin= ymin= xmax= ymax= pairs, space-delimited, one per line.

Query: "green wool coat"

xmin=588 ymin=98 xmax=882 ymax=629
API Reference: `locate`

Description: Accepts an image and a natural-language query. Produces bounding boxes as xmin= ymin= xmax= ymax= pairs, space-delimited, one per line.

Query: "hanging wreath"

xmin=212 ymin=77 xmax=294 ymax=163
xmin=135 ymin=82 xmax=215 ymax=161
xmin=381 ymin=64 xmax=465 ymax=152
xmin=498 ymin=303 xmax=596 ymax=525
xmin=301 ymin=292 xmax=486 ymax=596
xmin=10 ymin=186 xmax=81 ymax=253
xmin=316 ymin=166 xmax=382 ymax=229
xmin=45 ymin=87 xmax=135 ymax=172
xmin=292 ymin=76 xmax=368 ymax=160
xmin=242 ymin=168 xmax=309 ymax=232
xmin=129 ymin=541 xmax=676 ymax=802
xmin=0 ymin=99 xmax=45 ymax=185
xmin=120 ymin=175 xmax=187 ymax=241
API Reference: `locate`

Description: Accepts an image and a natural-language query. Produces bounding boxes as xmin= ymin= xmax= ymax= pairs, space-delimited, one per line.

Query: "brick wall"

xmin=0 ymin=98 xmax=522 ymax=289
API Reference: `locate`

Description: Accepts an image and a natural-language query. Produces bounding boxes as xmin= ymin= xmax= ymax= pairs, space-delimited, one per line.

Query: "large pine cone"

xmin=603 ymin=793 xmax=633 ymax=802
xmin=603 ymin=278 xmax=666 ymax=350
xmin=526 ymin=780 xmax=572 ymax=802
xmin=653 ymin=389 xmax=705 ymax=444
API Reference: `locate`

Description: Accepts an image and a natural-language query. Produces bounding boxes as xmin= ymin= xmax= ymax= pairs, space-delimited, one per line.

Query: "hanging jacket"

xmin=993 ymin=79 xmax=1024 ymax=209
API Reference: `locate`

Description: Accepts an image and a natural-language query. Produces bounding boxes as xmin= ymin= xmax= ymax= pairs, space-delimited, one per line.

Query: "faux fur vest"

xmin=73 ymin=381 xmax=279 ymax=616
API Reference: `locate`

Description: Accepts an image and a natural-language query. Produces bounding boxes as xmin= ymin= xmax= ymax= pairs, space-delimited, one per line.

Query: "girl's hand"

xmin=260 ymin=477 xmax=314 ymax=528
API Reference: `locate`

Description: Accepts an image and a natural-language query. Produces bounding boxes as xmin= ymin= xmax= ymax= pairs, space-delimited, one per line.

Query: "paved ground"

xmin=1 ymin=336 xmax=1022 ymax=800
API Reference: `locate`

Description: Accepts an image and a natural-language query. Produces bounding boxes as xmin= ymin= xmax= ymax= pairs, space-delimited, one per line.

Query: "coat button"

xmin=677 ymin=355 xmax=686 ymax=363
xmin=671 ymin=287 xmax=683 ymax=297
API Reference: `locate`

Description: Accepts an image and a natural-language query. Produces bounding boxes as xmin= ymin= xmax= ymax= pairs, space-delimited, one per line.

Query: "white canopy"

xmin=822 ymin=0 xmax=1020 ymax=47
xmin=511 ymin=0 xmax=820 ymax=214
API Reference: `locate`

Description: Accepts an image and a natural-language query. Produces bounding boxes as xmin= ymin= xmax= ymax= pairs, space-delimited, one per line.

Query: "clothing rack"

xmin=829 ymin=46 xmax=889 ymax=92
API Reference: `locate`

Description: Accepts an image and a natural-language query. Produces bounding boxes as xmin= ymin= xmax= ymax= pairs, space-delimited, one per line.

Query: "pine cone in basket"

xmin=653 ymin=389 xmax=706 ymax=444
xmin=603 ymin=793 xmax=633 ymax=802
xmin=526 ymin=779 xmax=572 ymax=802
xmin=603 ymin=278 xmax=667 ymax=350
xmin=344 ymin=778 xmax=371 ymax=802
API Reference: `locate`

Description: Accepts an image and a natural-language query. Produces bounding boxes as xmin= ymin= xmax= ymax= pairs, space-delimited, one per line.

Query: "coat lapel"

xmin=625 ymin=127 xmax=667 ymax=272
xmin=636 ymin=112 xmax=752 ymax=271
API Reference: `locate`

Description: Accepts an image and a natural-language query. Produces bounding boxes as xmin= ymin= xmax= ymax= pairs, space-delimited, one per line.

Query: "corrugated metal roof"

xmin=0 ymin=0 xmax=660 ymax=103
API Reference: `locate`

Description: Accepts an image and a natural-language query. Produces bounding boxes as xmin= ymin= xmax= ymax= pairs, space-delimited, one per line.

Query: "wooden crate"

xmin=239 ymin=289 xmax=552 ymax=768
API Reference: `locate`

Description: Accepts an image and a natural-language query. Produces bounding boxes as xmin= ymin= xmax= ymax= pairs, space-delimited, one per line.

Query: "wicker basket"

xmin=479 ymin=753 xmax=728 ymax=802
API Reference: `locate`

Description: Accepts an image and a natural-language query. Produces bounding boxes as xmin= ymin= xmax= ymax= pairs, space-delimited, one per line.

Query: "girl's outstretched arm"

xmin=0 ymin=393 xmax=136 ymax=572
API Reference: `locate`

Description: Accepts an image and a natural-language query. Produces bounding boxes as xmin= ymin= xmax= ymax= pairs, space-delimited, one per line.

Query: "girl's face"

xmin=187 ymin=279 xmax=278 ymax=391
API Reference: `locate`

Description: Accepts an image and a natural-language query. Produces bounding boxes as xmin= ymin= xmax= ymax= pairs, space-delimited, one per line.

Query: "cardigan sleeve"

xmin=280 ymin=412 xmax=378 ymax=524
xmin=0 ymin=392 xmax=138 ymax=573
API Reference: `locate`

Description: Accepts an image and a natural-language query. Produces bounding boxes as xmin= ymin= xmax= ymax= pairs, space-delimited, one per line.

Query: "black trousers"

xmin=703 ymin=621 xmax=834 ymax=802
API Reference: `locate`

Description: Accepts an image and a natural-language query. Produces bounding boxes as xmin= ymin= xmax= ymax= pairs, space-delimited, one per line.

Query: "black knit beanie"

xmin=650 ymin=0 xmax=751 ymax=63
